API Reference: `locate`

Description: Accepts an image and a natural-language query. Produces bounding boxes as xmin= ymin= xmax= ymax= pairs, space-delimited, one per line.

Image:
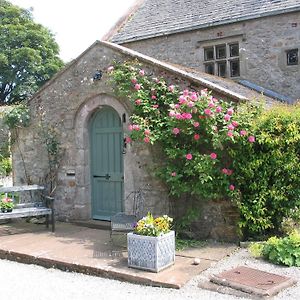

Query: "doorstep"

xmin=0 ymin=220 xmax=237 ymax=289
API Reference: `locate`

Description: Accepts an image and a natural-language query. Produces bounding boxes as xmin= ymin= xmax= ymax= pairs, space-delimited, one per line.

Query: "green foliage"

xmin=37 ymin=106 xmax=63 ymax=195
xmin=0 ymin=0 xmax=64 ymax=104
xmin=0 ymin=155 xmax=12 ymax=176
xmin=249 ymin=242 xmax=264 ymax=257
xmin=0 ymin=192 xmax=19 ymax=203
xmin=109 ymin=61 xmax=300 ymax=239
xmin=230 ymin=104 xmax=300 ymax=238
xmin=281 ymin=207 xmax=300 ymax=234
xmin=175 ymin=207 xmax=201 ymax=233
xmin=175 ymin=237 xmax=207 ymax=251
xmin=251 ymin=231 xmax=300 ymax=267
xmin=3 ymin=103 xmax=30 ymax=129
xmin=0 ymin=196 xmax=14 ymax=210
xmin=109 ymin=60 xmax=258 ymax=201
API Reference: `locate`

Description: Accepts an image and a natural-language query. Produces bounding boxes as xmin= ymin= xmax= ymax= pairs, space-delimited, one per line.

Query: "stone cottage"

xmin=12 ymin=41 xmax=275 ymax=240
xmin=107 ymin=0 xmax=300 ymax=102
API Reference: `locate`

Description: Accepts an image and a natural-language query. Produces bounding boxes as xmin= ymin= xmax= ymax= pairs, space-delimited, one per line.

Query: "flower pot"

xmin=1 ymin=208 xmax=6 ymax=213
xmin=127 ymin=230 xmax=175 ymax=272
xmin=6 ymin=208 xmax=12 ymax=213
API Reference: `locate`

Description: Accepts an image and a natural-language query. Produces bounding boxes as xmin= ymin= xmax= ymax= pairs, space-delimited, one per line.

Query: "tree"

xmin=0 ymin=0 xmax=64 ymax=104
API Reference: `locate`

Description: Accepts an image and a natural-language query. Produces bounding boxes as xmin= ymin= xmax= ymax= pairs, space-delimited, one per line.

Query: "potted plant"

xmin=127 ymin=212 xmax=175 ymax=272
xmin=0 ymin=197 xmax=14 ymax=213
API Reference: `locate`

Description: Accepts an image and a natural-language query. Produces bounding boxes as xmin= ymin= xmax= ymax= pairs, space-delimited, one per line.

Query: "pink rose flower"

xmin=222 ymin=168 xmax=228 ymax=174
xmin=229 ymin=184 xmax=235 ymax=191
xmin=143 ymin=136 xmax=150 ymax=143
xmin=169 ymin=111 xmax=176 ymax=117
xmin=216 ymin=106 xmax=222 ymax=113
xmin=187 ymin=101 xmax=194 ymax=108
xmin=204 ymin=108 xmax=212 ymax=116
xmin=240 ymin=130 xmax=247 ymax=136
xmin=228 ymin=124 xmax=235 ymax=131
xmin=183 ymin=90 xmax=189 ymax=96
xmin=132 ymin=124 xmax=140 ymax=131
xmin=179 ymin=95 xmax=186 ymax=104
xmin=172 ymin=128 xmax=180 ymax=135
xmin=125 ymin=136 xmax=132 ymax=143
xmin=144 ymin=129 xmax=150 ymax=136
xmin=208 ymin=101 xmax=215 ymax=108
xmin=134 ymin=84 xmax=141 ymax=90
xmin=200 ymin=89 xmax=208 ymax=96
xmin=131 ymin=78 xmax=137 ymax=84
xmin=190 ymin=92 xmax=198 ymax=101
xmin=193 ymin=122 xmax=200 ymax=127
xmin=248 ymin=136 xmax=255 ymax=143
xmin=227 ymin=131 xmax=234 ymax=137
xmin=139 ymin=69 xmax=145 ymax=76
xmin=210 ymin=152 xmax=217 ymax=160
xmin=227 ymin=108 xmax=234 ymax=115
xmin=186 ymin=153 xmax=193 ymax=160
xmin=194 ymin=134 xmax=200 ymax=140
xmin=168 ymin=85 xmax=175 ymax=92
xmin=232 ymin=121 xmax=239 ymax=127
xmin=151 ymin=95 xmax=157 ymax=100
xmin=128 ymin=124 xmax=133 ymax=131
xmin=171 ymin=172 xmax=177 ymax=177
xmin=182 ymin=113 xmax=192 ymax=119
xmin=224 ymin=114 xmax=231 ymax=121
xmin=135 ymin=99 xmax=142 ymax=105
xmin=227 ymin=169 xmax=233 ymax=176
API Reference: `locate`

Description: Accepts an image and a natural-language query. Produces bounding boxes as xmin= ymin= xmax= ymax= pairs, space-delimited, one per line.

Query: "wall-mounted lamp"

xmin=93 ymin=70 xmax=102 ymax=81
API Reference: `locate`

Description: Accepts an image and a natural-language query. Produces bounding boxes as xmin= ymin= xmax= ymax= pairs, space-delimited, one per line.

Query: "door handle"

xmin=93 ymin=174 xmax=111 ymax=180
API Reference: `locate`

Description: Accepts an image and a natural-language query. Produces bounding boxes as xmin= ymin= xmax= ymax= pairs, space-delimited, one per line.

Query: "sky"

xmin=10 ymin=0 xmax=137 ymax=62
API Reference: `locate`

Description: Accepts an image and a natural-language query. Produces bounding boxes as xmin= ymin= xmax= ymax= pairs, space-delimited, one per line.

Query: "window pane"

xmin=287 ymin=49 xmax=298 ymax=65
xmin=217 ymin=61 xmax=226 ymax=77
xmin=229 ymin=43 xmax=239 ymax=57
xmin=205 ymin=63 xmax=214 ymax=75
xmin=216 ymin=45 xmax=226 ymax=59
xmin=204 ymin=47 xmax=214 ymax=61
xmin=230 ymin=60 xmax=240 ymax=77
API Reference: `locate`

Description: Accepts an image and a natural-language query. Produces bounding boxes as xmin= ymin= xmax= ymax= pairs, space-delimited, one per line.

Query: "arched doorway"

xmin=90 ymin=106 xmax=124 ymax=220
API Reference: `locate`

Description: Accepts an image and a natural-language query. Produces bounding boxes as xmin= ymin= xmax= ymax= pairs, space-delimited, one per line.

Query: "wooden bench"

xmin=0 ymin=185 xmax=55 ymax=232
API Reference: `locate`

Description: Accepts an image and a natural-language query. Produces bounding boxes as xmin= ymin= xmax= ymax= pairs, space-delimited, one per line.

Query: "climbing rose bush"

xmin=108 ymin=60 xmax=259 ymax=200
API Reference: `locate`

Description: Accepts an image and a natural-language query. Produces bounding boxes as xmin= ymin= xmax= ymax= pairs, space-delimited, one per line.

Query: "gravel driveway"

xmin=0 ymin=248 xmax=299 ymax=300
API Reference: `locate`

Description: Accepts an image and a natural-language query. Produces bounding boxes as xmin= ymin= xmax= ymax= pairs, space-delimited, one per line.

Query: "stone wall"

xmin=122 ymin=11 xmax=300 ymax=101
xmin=12 ymin=42 xmax=244 ymax=240
xmin=12 ymin=44 xmax=174 ymax=222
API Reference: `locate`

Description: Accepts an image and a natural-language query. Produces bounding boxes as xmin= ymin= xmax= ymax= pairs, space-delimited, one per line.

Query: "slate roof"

xmin=111 ymin=0 xmax=300 ymax=43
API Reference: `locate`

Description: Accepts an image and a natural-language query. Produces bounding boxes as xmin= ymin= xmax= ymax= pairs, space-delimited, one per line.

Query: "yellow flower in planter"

xmin=133 ymin=212 xmax=173 ymax=236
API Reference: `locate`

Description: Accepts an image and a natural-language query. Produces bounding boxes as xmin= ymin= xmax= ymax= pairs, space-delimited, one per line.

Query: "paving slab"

xmin=0 ymin=220 xmax=237 ymax=289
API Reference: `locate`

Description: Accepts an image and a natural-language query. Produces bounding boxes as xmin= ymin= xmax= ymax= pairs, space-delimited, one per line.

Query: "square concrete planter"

xmin=127 ymin=230 xmax=175 ymax=272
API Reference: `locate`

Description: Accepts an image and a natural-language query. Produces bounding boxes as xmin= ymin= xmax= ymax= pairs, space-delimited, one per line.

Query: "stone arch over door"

xmin=73 ymin=94 xmax=132 ymax=220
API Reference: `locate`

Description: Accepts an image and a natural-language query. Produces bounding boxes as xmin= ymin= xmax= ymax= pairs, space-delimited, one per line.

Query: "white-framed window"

xmin=204 ymin=42 xmax=240 ymax=78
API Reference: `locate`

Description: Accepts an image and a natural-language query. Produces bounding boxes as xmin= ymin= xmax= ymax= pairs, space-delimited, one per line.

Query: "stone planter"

xmin=127 ymin=230 xmax=175 ymax=272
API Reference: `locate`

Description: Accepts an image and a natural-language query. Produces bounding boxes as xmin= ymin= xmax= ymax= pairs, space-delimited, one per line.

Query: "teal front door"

xmin=90 ymin=106 xmax=124 ymax=220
